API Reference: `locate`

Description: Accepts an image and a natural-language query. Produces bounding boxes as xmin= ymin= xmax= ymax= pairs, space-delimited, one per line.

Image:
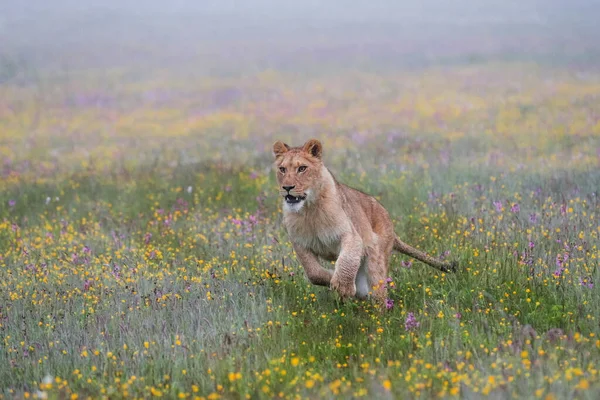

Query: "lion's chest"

xmin=288 ymin=224 xmax=343 ymax=261
xmin=302 ymin=231 xmax=342 ymax=261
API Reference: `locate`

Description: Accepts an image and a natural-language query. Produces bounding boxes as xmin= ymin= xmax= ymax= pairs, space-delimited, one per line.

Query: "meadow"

xmin=2 ymin=6 xmax=600 ymax=399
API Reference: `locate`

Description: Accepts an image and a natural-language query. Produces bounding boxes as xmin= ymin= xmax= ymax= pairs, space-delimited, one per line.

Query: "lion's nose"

xmin=282 ymin=185 xmax=295 ymax=192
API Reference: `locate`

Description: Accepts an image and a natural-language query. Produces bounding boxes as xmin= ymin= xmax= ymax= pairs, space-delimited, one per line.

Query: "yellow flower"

xmin=305 ymin=380 xmax=315 ymax=389
xmin=383 ymin=380 xmax=391 ymax=391
xmin=291 ymin=357 xmax=299 ymax=367
xmin=576 ymin=379 xmax=590 ymax=390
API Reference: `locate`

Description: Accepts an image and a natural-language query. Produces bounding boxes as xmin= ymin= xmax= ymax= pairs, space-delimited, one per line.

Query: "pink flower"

xmin=493 ymin=201 xmax=503 ymax=212
xmin=404 ymin=312 xmax=420 ymax=331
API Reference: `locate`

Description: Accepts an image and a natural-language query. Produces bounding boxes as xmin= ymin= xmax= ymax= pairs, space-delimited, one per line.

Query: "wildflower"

xmin=404 ymin=312 xmax=420 ymax=331
xmin=511 ymin=203 xmax=520 ymax=213
xmin=579 ymin=277 xmax=594 ymax=289
xmin=493 ymin=201 xmax=503 ymax=212
xmin=455 ymin=312 xmax=462 ymax=320
xmin=385 ymin=298 xmax=394 ymax=310
xmin=553 ymin=268 xmax=564 ymax=279
xmin=187 ymin=186 xmax=193 ymax=193
xmin=8 ymin=199 xmax=15 ymax=207
xmin=401 ymin=260 xmax=412 ymax=268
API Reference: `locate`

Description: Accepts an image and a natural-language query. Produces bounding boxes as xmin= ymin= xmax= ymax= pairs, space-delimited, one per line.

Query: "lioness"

xmin=273 ymin=139 xmax=456 ymax=303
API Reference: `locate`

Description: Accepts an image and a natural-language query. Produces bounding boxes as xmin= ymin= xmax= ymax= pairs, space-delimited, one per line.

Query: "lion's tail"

xmin=393 ymin=235 xmax=457 ymax=273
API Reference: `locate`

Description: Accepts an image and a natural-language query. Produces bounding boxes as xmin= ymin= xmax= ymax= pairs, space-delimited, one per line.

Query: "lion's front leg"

xmin=292 ymin=243 xmax=333 ymax=287
xmin=330 ymin=234 xmax=364 ymax=299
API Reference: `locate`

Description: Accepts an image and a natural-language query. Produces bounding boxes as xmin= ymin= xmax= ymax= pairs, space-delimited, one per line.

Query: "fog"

xmin=2 ymin=0 xmax=599 ymax=78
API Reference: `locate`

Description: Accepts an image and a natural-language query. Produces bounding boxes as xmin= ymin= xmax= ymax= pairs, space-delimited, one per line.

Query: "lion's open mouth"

xmin=285 ymin=194 xmax=306 ymax=204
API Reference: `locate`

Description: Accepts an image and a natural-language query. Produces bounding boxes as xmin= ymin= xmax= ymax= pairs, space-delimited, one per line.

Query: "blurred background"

xmin=2 ymin=0 xmax=599 ymax=178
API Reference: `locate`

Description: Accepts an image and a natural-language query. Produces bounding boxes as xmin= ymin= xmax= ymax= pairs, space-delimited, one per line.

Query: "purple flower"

xmin=560 ymin=204 xmax=567 ymax=215
xmin=529 ymin=213 xmax=537 ymax=224
xmin=8 ymin=199 xmax=15 ymax=207
xmin=510 ymin=203 xmax=520 ymax=213
xmin=404 ymin=312 xmax=420 ymax=331
xmin=232 ymin=218 xmax=242 ymax=226
xmin=385 ymin=298 xmax=394 ymax=310
xmin=528 ymin=241 xmax=535 ymax=249
xmin=553 ymin=267 xmax=564 ymax=278
xmin=579 ymin=277 xmax=594 ymax=289
xmin=144 ymin=233 xmax=152 ymax=245
xmin=493 ymin=201 xmax=503 ymax=213
xmin=250 ymin=171 xmax=259 ymax=179
xmin=401 ymin=260 xmax=412 ymax=269
xmin=454 ymin=312 xmax=462 ymax=320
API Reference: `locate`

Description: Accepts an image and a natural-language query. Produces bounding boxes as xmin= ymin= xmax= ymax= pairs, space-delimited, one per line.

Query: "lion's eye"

xmin=298 ymin=166 xmax=307 ymax=173
xmin=279 ymin=167 xmax=286 ymax=173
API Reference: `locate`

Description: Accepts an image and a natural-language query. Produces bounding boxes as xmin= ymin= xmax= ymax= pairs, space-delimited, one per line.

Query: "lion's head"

xmin=272 ymin=139 xmax=324 ymax=212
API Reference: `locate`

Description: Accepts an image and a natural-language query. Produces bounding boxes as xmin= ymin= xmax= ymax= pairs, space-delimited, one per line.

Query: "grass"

xmin=1 ymin=10 xmax=600 ymax=399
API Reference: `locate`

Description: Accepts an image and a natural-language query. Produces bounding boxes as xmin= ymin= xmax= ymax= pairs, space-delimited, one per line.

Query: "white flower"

xmin=187 ymin=186 xmax=193 ymax=194
xmin=45 ymin=197 xmax=51 ymax=205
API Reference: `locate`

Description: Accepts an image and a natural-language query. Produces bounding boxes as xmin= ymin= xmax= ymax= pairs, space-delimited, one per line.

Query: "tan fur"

xmin=272 ymin=139 xmax=456 ymax=304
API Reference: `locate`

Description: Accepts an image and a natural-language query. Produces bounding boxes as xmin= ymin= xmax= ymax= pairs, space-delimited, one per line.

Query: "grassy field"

xmin=2 ymin=4 xmax=600 ymax=399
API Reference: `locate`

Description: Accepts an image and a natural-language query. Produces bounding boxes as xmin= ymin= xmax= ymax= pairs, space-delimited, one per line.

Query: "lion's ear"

xmin=302 ymin=139 xmax=322 ymax=159
xmin=272 ymin=141 xmax=290 ymax=158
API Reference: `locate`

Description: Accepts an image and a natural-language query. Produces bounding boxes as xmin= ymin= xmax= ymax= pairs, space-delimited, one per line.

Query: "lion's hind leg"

xmin=366 ymin=237 xmax=393 ymax=305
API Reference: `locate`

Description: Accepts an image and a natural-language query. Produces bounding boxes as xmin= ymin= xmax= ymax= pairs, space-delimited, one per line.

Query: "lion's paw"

xmin=330 ymin=274 xmax=356 ymax=299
